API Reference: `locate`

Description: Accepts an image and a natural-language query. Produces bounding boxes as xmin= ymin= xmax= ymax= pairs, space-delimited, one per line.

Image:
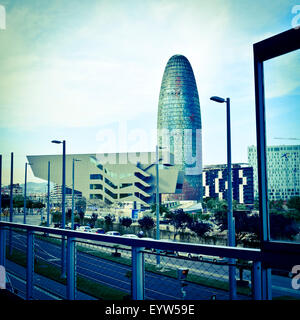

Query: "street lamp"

xmin=23 ymin=162 xmax=32 ymax=224
xmin=0 ymin=155 xmax=2 ymax=222
xmin=9 ymin=152 xmax=13 ymax=255
xmin=51 ymin=139 xmax=66 ymax=278
xmin=210 ymin=95 xmax=237 ymax=300
xmin=47 ymin=161 xmax=51 ymax=227
xmin=72 ymin=158 xmax=81 ymax=230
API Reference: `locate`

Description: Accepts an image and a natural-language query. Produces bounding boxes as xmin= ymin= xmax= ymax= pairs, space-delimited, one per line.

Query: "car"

xmin=122 ymin=234 xmax=139 ymax=238
xmin=105 ymin=231 xmax=121 ymax=236
xmin=183 ymin=253 xmax=227 ymax=262
xmin=77 ymin=226 xmax=92 ymax=232
xmin=91 ymin=228 xmax=105 ymax=234
xmin=158 ymin=239 xmax=178 ymax=255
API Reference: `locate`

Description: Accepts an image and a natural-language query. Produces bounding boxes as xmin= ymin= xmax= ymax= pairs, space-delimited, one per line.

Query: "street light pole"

xmin=0 ymin=155 xmax=2 ymax=222
xmin=226 ymin=98 xmax=235 ymax=248
xmin=210 ymin=96 xmax=237 ymax=300
xmin=47 ymin=161 xmax=50 ymax=227
xmin=155 ymin=145 xmax=160 ymax=266
xmin=9 ymin=152 xmax=13 ymax=255
xmin=23 ymin=163 xmax=28 ymax=224
xmin=51 ymin=139 xmax=66 ymax=278
xmin=72 ymin=158 xmax=81 ymax=230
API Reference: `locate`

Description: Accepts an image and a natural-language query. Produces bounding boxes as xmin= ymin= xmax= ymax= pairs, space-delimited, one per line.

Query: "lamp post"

xmin=47 ymin=161 xmax=50 ymax=227
xmin=155 ymin=145 xmax=161 ymax=266
xmin=72 ymin=158 xmax=81 ymax=230
xmin=210 ymin=96 xmax=236 ymax=300
xmin=23 ymin=162 xmax=32 ymax=224
xmin=0 ymin=155 xmax=2 ymax=222
xmin=51 ymin=140 xmax=66 ymax=278
xmin=9 ymin=152 xmax=13 ymax=255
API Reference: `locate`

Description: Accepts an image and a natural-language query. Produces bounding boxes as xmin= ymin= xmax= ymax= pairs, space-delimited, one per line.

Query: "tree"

xmin=150 ymin=203 xmax=170 ymax=216
xmin=287 ymin=196 xmax=300 ymax=212
xmin=165 ymin=209 xmax=193 ymax=240
xmin=78 ymin=209 xmax=85 ymax=225
xmin=89 ymin=213 xmax=98 ymax=228
xmin=189 ymin=221 xmax=212 ymax=239
xmin=104 ymin=214 xmax=115 ymax=230
xmin=66 ymin=209 xmax=72 ymax=221
xmin=269 ymin=212 xmax=299 ymax=240
xmin=120 ymin=217 xmax=133 ymax=230
xmin=213 ymin=210 xmax=299 ymax=243
xmin=138 ymin=216 xmax=155 ymax=235
xmin=76 ymin=197 xmax=86 ymax=213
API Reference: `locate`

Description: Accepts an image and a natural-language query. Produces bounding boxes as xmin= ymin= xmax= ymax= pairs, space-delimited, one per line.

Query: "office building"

xmin=157 ymin=54 xmax=202 ymax=201
xmin=248 ymin=145 xmax=300 ymax=200
xmin=203 ymin=164 xmax=254 ymax=204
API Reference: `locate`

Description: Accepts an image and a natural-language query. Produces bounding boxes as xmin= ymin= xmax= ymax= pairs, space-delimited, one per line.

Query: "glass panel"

xmin=264 ymin=49 xmax=300 ymax=243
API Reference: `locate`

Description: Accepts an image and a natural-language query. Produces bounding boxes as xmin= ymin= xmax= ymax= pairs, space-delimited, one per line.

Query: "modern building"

xmin=1 ymin=183 xmax=23 ymax=196
xmin=202 ymin=164 xmax=254 ymax=204
xmin=50 ymin=184 xmax=82 ymax=208
xmin=157 ymin=54 xmax=202 ymax=201
xmin=248 ymin=145 xmax=300 ymax=201
xmin=27 ymin=152 xmax=182 ymax=208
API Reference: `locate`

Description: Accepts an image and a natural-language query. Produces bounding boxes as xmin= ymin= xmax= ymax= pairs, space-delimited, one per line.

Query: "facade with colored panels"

xmin=157 ymin=54 xmax=202 ymax=201
xmin=203 ymin=164 xmax=254 ymax=204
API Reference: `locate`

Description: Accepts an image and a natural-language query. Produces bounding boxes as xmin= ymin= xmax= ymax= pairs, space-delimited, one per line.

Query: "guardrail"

xmin=0 ymin=221 xmax=298 ymax=300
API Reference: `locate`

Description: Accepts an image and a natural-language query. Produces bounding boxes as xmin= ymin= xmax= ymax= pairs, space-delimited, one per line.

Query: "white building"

xmin=248 ymin=145 xmax=300 ymax=201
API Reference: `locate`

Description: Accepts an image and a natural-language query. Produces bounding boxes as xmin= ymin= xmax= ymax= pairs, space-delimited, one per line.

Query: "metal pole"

xmin=253 ymin=261 xmax=262 ymax=300
xmin=26 ymin=230 xmax=34 ymax=300
xmin=47 ymin=161 xmax=50 ymax=227
xmin=67 ymin=236 xmax=76 ymax=300
xmin=155 ymin=145 xmax=161 ymax=266
xmin=0 ymin=226 xmax=6 ymax=267
xmin=61 ymin=140 xmax=66 ymax=278
xmin=23 ymin=163 xmax=27 ymax=224
xmin=9 ymin=152 xmax=13 ymax=255
xmin=226 ymin=98 xmax=237 ymax=300
xmin=72 ymin=159 xmax=75 ymax=230
xmin=132 ymin=246 xmax=144 ymax=300
xmin=0 ymin=155 xmax=2 ymax=222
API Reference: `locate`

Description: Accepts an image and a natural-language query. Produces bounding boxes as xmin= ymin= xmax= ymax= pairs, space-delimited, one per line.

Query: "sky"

xmin=0 ymin=0 xmax=299 ymax=185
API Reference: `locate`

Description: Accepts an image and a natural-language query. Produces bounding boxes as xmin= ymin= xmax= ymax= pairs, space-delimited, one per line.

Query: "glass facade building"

xmin=157 ymin=54 xmax=202 ymax=200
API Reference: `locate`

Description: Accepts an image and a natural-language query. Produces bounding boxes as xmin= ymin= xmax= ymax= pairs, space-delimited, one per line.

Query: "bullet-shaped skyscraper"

xmin=157 ymin=54 xmax=202 ymax=201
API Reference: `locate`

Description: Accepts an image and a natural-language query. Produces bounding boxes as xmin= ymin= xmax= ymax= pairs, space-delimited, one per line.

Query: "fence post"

xmin=67 ymin=236 xmax=76 ymax=300
xmin=0 ymin=226 xmax=6 ymax=267
xmin=26 ymin=230 xmax=34 ymax=300
xmin=132 ymin=246 xmax=144 ymax=300
xmin=262 ymin=267 xmax=272 ymax=300
xmin=252 ymin=261 xmax=262 ymax=300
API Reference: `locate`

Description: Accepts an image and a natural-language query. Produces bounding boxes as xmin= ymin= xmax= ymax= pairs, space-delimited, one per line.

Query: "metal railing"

xmin=0 ymin=221 xmax=298 ymax=300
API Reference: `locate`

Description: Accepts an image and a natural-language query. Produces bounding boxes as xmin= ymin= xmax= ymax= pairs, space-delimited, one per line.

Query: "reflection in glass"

xmin=264 ymin=49 xmax=300 ymax=242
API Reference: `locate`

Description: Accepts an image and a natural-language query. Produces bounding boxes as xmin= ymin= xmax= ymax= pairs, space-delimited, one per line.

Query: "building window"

xmin=105 ymin=178 xmax=118 ymax=189
xmin=90 ymin=174 xmax=103 ymax=180
xmin=90 ymin=184 xmax=103 ymax=190
xmin=89 ymin=194 xmax=103 ymax=200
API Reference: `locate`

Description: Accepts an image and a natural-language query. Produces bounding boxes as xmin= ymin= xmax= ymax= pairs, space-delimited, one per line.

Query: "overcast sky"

xmin=0 ymin=0 xmax=299 ymax=185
